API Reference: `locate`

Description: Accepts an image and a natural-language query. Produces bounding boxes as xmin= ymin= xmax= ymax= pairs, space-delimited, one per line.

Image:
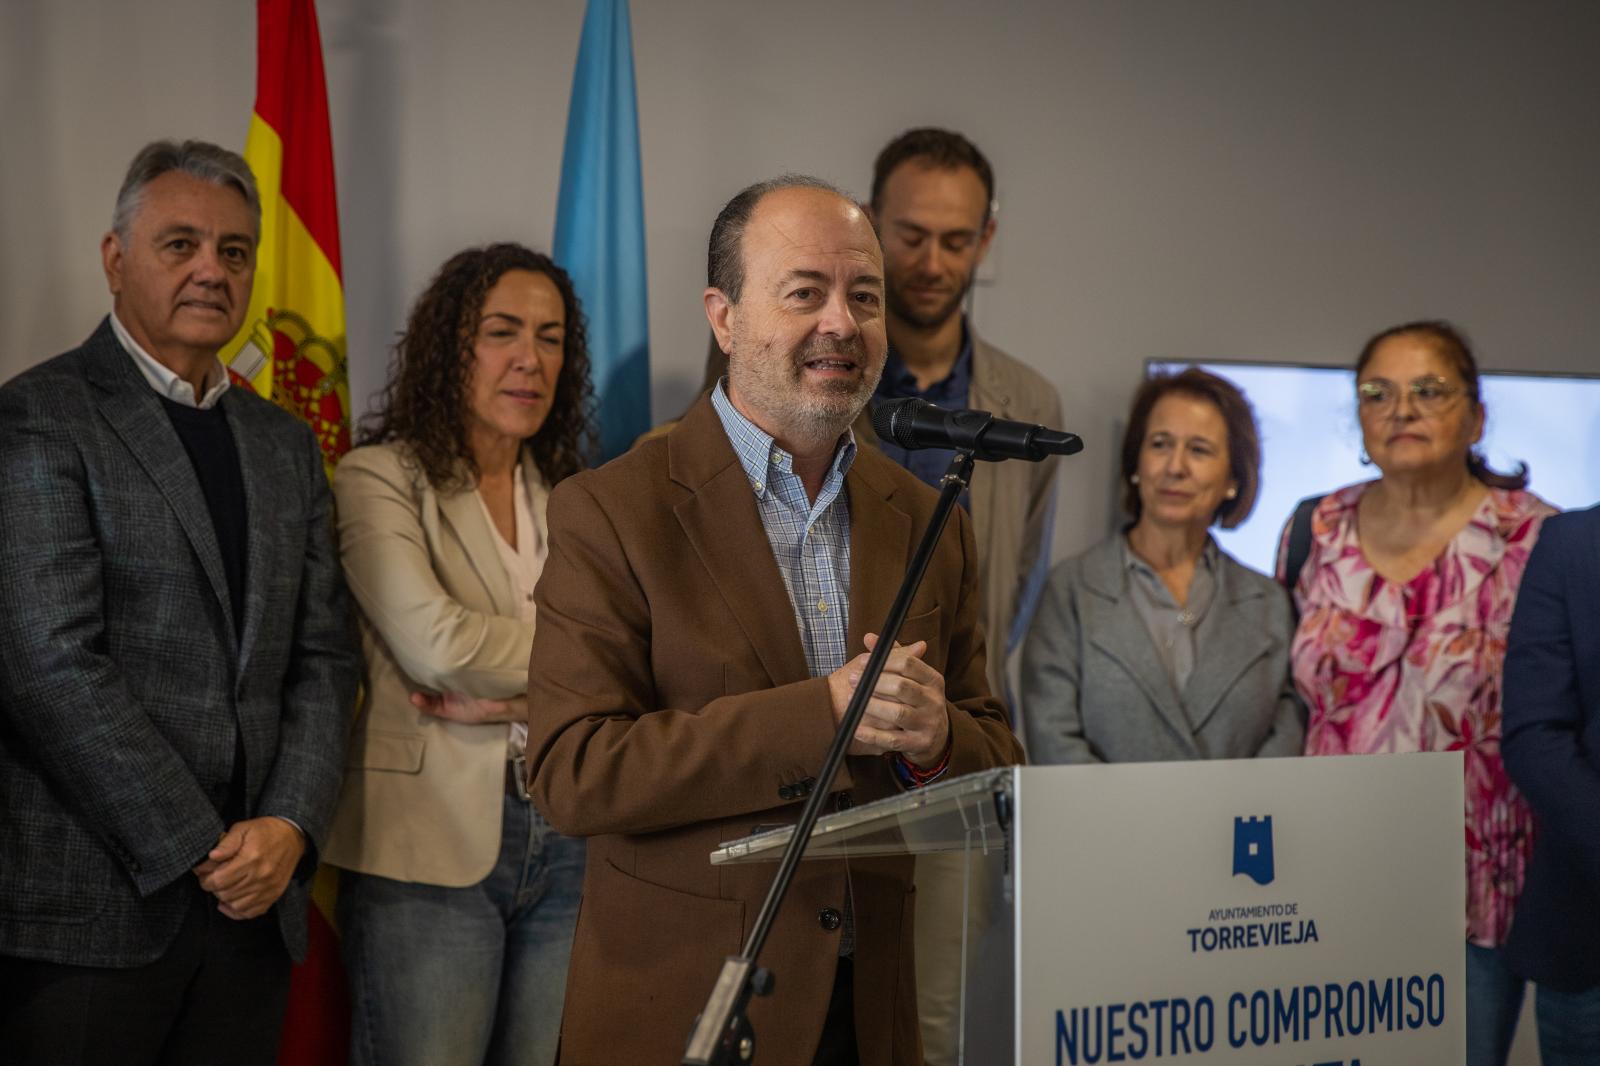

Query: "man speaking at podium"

xmin=525 ymin=176 xmax=1023 ymax=1064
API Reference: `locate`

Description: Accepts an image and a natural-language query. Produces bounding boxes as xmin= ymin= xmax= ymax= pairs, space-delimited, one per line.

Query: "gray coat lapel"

xmin=229 ymin=394 xmax=270 ymax=666
xmin=1079 ymin=537 xmax=1200 ymax=755
xmin=87 ymin=329 xmax=236 ymax=638
xmin=1181 ymin=556 xmax=1272 ymax=733
xmin=226 ymin=390 xmax=306 ymax=670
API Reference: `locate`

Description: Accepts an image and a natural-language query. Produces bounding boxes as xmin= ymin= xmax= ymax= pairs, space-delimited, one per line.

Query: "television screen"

xmin=1145 ymin=360 xmax=1600 ymax=575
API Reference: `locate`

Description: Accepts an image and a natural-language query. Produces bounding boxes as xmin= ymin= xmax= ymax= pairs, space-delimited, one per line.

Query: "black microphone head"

xmin=1039 ymin=429 xmax=1085 ymax=456
xmin=871 ymin=397 xmax=930 ymax=448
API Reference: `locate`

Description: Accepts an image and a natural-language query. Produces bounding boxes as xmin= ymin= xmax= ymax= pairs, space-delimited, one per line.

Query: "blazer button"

xmin=778 ymin=784 xmax=795 ymax=801
xmin=835 ymin=793 xmax=854 ymax=811
xmin=818 ymin=907 xmax=843 ymax=932
xmin=798 ymin=778 xmax=815 ymax=796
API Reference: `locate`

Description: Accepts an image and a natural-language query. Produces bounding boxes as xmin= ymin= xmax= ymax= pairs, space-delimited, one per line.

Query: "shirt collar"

xmin=1122 ymin=532 xmax=1220 ymax=576
xmin=110 ymin=311 xmax=231 ymax=410
xmin=710 ymin=378 xmax=857 ymax=500
xmin=876 ymin=316 xmax=974 ymax=402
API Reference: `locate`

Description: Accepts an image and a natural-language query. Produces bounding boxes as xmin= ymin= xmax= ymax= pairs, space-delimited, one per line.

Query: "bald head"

xmin=707 ymin=175 xmax=877 ymax=303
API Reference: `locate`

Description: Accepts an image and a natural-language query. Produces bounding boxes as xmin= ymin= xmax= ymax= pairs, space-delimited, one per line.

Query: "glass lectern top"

xmin=710 ymin=767 xmax=1016 ymax=865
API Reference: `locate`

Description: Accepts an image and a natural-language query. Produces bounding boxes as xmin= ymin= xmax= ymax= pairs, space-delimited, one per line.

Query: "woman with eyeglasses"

xmin=1275 ymin=320 xmax=1554 ymax=1066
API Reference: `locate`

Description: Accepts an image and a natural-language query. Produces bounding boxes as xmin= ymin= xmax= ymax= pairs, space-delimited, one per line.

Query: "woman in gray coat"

xmin=1021 ymin=368 xmax=1303 ymax=763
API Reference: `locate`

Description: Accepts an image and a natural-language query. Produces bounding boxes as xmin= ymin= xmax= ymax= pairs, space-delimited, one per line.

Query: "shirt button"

xmin=754 ymin=483 xmax=764 ymax=493
xmin=816 ymin=601 xmax=828 ymax=614
xmin=818 ymin=907 xmax=843 ymax=931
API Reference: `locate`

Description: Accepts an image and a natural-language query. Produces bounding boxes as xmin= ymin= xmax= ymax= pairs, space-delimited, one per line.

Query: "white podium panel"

xmin=713 ymin=754 xmax=1465 ymax=1065
xmin=1016 ymin=754 xmax=1464 ymax=1066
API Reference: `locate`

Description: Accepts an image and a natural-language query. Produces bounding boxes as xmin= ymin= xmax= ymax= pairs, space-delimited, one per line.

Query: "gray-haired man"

xmin=0 ymin=139 xmax=359 ymax=1064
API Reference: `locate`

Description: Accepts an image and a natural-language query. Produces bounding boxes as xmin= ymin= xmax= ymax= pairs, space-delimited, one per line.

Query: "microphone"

xmin=871 ymin=398 xmax=1083 ymax=463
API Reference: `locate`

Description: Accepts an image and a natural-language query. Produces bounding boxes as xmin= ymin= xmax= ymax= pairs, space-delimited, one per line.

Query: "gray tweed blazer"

xmin=0 ymin=319 xmax=359 ymax=967
xmin=1019 ymin=533 xmax=1304 ymax=764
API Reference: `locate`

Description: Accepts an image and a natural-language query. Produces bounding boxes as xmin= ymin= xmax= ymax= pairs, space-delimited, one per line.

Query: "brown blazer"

xmin=526 ymin=394 xmax=1023 ymax=1065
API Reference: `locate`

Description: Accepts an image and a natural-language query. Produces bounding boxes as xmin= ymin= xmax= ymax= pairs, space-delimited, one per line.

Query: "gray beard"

xmin=726 ymin=346 xmax=881 ymax=452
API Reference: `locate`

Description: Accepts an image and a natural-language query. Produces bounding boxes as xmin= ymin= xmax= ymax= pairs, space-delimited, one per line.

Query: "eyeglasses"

xmin=1356 ymin=375 xmax=1465 ymax=415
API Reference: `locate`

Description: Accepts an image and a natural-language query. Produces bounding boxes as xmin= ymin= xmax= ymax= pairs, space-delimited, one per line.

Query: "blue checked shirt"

xmin=711 ymin=381 xmax=855 ymax=678
xmin=712 ymin=380 xmax=862 ymax=955
xmin=710 ymin=383 xmax=950 ymax=796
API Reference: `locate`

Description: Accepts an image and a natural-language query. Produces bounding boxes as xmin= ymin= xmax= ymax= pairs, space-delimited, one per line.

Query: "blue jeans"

xmin=1466 ymin=942 xmax=1526 ymax=1066
xmin=339 ymin=786 xmax=586 ymax=1066
xmin=1535 ymin=980 xmax=1600 ymax=1065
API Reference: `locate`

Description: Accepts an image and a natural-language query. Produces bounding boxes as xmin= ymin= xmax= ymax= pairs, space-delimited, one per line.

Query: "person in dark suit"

xmin=525 ymin=176 xmax=1023 ymax=1065
xmin=1502 ymin=503 xmax=1600 ymax=1063
xmin=0 ymin=139 xmax=359 ymax=1065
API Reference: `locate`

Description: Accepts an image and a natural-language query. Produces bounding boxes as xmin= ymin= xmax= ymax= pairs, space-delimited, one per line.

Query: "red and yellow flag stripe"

xmin=224 ymin=0 xmax=351 ymax=475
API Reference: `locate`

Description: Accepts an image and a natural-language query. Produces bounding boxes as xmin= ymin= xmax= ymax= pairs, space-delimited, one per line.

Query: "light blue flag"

xmin=553 ymin=0 xmax=649 ymax=462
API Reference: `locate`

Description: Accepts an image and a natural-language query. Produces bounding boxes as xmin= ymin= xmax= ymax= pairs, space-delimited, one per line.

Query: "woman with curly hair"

xmin=322 ymin=243 xmax=595 ymax=1066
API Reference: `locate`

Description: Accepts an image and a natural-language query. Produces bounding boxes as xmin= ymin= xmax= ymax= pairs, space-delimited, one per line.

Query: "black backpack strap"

xmin=1283 ymin=494 xmax=1324 ymax=598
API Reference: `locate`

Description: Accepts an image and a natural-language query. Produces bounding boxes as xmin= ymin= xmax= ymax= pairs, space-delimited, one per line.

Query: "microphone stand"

xmin=683 ymin=449 xmax=979 ymax=1066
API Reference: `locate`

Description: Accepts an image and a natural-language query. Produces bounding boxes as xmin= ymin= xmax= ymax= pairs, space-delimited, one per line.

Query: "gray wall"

xmin=2 ymin=2 xmax=1589 ymax=1058
xmin=4 ymin=0 xmax=1597 ymax=565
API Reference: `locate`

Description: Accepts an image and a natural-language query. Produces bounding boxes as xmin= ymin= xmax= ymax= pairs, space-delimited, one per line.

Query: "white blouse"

xmin=474 ymin=464 xmax=547 ymax=756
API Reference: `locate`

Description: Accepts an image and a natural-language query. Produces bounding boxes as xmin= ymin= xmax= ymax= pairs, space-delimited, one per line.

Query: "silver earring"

xmin=1130 ymin=474 xmax=1140 ymax=485
xmin=1225 ymin=487 xmax=1238 ymax=499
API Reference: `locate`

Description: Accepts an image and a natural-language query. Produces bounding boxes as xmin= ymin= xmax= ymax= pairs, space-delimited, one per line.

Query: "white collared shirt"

xmin=110 ymin=312 xmax=231 ymax=410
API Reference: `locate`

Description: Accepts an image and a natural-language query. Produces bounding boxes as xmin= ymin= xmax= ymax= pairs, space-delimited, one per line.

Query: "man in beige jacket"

xmin=866 ymin=127 xmax=1063 ymax=1065
xmin=865 ymin=127 xmax=1062 ymax=707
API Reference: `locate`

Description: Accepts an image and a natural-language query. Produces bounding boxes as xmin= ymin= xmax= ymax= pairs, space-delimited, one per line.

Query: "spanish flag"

xmin=223 ymin=2 xmax=352 ymax=1062
xmin=224 ymin=0 xmax=351 ymax=477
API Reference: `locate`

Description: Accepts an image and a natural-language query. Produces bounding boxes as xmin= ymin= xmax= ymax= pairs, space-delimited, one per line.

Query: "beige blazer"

xmin=964 ymin=333 xmax=1063 ymax=697
xmin=323 ymin=441 xmax=548 ymax=886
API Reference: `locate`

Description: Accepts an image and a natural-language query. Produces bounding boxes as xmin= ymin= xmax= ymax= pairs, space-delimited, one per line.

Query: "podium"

xmin=713 ymin=754 xmax=1466 ymax=1065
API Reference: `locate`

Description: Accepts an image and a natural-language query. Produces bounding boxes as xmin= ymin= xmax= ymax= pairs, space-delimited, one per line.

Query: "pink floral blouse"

xmin=1277 ymin=482 xmax=1555 ymax=947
